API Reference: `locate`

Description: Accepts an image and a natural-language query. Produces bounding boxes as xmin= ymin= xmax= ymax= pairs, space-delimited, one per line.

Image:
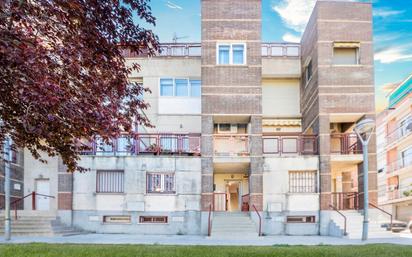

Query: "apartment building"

xmin=4 ymin=0 xmax=387 ymax=238
xmin=377 ymin=74 xmax=412 ymax=223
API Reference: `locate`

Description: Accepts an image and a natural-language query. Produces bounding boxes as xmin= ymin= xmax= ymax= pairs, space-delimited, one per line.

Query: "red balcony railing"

xmin=330 ymin=133 xmax=362 ymax=154
xmin=262 ymin=134 xmax=317 ymax=155
xmin=331 ymin=192 xmax=360 ymax=210
xmin=80 ymin=133 xmax=201 ymax=156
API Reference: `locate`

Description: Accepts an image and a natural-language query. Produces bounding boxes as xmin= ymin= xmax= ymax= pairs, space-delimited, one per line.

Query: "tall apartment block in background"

xmin=2 ymin=1 xmax=390 ymax=238
xmin=377 ymin=74 xmax=412 ymax=222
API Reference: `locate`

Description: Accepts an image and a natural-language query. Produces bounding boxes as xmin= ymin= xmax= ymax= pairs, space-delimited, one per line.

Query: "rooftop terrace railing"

xmin=122 ymin=43 xmax=301 ymax=58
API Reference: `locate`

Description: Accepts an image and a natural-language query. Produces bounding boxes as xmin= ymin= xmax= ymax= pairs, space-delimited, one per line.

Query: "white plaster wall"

xmin=23 ymin=150 xmax=59 ymax=213
xmin=74 ymin=156 xmax=201 ymax=212
xmin=262 ymin=58 xmax=301 ymax=78
xmin=262 ymin=79 xmax=300 ymax=118
xmin=263 ymin=156 xmax=319 ymax=212
xmin=126 ymin=57 xmax=202 ymax=134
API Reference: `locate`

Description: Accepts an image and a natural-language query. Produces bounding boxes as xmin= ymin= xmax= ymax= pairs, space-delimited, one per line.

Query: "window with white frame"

xmin=147 ymin=173 xmax=176 ymax=194
xmin=160 ymin=78 xmax=201 ymax=97
xmin=400 ymin=116 xmax=412 ymax=137
xmin=289 ymin=171 xmax=317 ymax=193
xmin=96 ymin=170 xmax=124 ymax=193
xmin=402 ymin=147 xmax=412 ymax=168
xmin=217 ymin=43 xmax=246 ymax=65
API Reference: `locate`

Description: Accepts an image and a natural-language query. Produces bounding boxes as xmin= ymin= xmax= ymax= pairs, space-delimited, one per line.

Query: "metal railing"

xmin=80 ymin=133 xmax=201 ymax=156
xmin=330 ymin=133 xmax=362 ymax=154
xmin=386 ymin=115 xmax=412 ymax=146
xmin=122 ymin=43 xmax=300 ymax=58
xmin=213 ymin=134 xmax=249 ymax=157
xmin=261 ymin=43 xmax=300 ymax=57
xmin=329 ymin=204 xmax=347 ymax=236
xmin=331 ymin=192 xmax=360 ymax=210
xmin=9 ymin=191 xmax=55 ymax=220
xmin=369 ymin=202 xmax=392 ymax=231
xmin=262 ymin=134 xmax=317 ymax=155
xmin=252 ymin=204 xmax=262 ymax=237
xmin=386 ymin=152 xmax=412 ymax=175
xmin=241 ymin=194 xmax=250 ymax=212
xmin=213 ymin=193 xmax=227 ymax=211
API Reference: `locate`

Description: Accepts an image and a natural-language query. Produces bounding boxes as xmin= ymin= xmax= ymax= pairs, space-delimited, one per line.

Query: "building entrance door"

xmin=36 ymin=179 xmax=50 ymax=210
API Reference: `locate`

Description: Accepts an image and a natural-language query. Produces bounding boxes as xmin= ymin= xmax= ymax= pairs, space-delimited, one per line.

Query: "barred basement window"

xmin=147 ymin=173 xmax=175 ymax=194
xmin=139 ymin=216 xmax=168 ymax=224
xmin=96 ymin=170 xmax=124 ymax=193
xmin=103 ymin=216 xmax=131 ymax=224
xmin=289 ymin=171 xmax=317 ymax=193
xmin=287 ymin=216 xmax=315 ymax=223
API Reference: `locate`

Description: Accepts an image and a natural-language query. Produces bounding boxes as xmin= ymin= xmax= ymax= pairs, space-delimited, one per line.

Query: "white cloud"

xmin=165 ymin=1 xmax=183 ymax=10
xmin=272 ymin=0 xmax=317 ymax=33
xmin=373 ymin=8 xmax=405 ymax=18
xmin=374 ymin=46 xmax=412 ymax=64
xmin=282 ymin=32 xmax=301 ymax=43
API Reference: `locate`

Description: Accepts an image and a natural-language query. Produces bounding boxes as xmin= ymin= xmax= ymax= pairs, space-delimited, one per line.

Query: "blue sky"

xmin=144 ymin=0 xmax=412 ymax=111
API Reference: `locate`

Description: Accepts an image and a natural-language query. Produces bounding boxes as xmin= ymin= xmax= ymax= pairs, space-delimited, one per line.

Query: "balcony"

xmin=386 ymin=155 xmax=412 ymax=175
xmin=386 ymin=116 xmax=412 ymax=147
xmin=330 ymin=133 xmax=362 ymax=155
xmin=387 ymin=185 xmax=412 ymax=202
xmin=80 ymin=133 xmax=201 ymax=156
xmin=262 ymin=134 xmax=317 ymax=156
xmin=213 ymin=135 xmax=249 ymax=157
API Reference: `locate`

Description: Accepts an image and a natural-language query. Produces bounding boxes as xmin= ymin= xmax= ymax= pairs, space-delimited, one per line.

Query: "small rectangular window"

xmin=218 ymin=45 xmax=230 ymax=64
xmin=96 ymin=170 xmax=124 ymax=193
xmin=287 ymin=216 xmax=315 ymax=223
xmin=305 ymin=60 xmax=313 ymax=85
xmin=160 ymin=79 xmax=174 ymax=96
xmin=289 ymin=171 xmax=317 ymax=193
xmin=232 ymin=44 xmax=245 ymax=64
xmin=139 ymin=216 xmax=168 ymax=224
xmin=190 ymin=80 xmax=201 ymax=97
xmin=333 ymin=48 xmax=359 ymax=65
xmin=103 ymin=216 xmax=131 ymax=224
xmin=175 ymin=79 xmax=189 ymax=96
xmin=147 ymin=173 xmax=176 ymax=194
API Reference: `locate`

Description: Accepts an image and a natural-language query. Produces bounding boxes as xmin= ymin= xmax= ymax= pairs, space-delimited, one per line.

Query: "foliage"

xmin=0 ymin=0 xmax=159 ymax=171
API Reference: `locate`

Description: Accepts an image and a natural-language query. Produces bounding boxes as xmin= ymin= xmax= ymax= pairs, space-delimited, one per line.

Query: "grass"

xmin=1 ymin=244 xmax=412 ymax=257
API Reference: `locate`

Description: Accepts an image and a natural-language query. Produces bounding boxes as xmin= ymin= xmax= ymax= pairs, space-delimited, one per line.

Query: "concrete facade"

xmin=18 ymin=0 xmax=379 ymax=237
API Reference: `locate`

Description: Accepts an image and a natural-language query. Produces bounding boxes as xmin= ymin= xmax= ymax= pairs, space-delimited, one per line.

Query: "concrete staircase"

xmin=0 ymin=212 xmax=84 ymax=236
xmin=330 ymin=210 xmax=398 ymax=239
xmin=210 ymin=212 xmax=259 ymax=238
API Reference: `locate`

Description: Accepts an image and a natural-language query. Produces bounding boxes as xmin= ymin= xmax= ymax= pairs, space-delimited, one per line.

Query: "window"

xmin=402 ymin=147 xmax=412 ymax=168
xmin=190 ymin=80 xmax=201 ymax=97
xmin=147 ymin=173 xmax=175 ymax=194
xmin=175 ymin=79 xmax=189 ymax=96
xmin=232 ymin=44 xmax=245 ymax=64
xmin=96 ymin=170 xmax=124 ymax=193
xmin=103 ymin=216 xmax=131 ymax=224
xmin=159 ymin=78 xmax=201 ymax=97
xmin=305 ymin=60 xmax=313 ymax=85
xmin=289 ymin=171 xmax=317 ymax=193
xmin=217 ymin=43 xmax=246 ymax=65
xmin=333 ymin=47 xmax=359 ymax=65
xmin=287 ymin=216 xmax=315 ymax=223
xmin=400 ymin=117 xmax=412 ymax=137
xmin=139 ymin=216 xmax=168 ymax=224
xmin=160 ymin=79 xmax=174 ymax=96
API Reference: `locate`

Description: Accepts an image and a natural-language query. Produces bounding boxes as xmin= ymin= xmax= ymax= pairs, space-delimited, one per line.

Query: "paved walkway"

xmin=1 ymin=233 xmax=412 ymax=246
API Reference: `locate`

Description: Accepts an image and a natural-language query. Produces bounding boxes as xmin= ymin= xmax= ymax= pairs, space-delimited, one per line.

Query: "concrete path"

xmin=1 ymin=233 xmax=412 ymax=246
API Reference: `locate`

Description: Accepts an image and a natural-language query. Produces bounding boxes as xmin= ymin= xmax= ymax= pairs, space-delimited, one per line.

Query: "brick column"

xmin=201 ymin=115 xmax=214 ymax=211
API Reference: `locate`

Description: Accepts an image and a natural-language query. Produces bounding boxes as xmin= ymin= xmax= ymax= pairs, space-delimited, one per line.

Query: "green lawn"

xmin=1 ymin=244 xmax=412 ymax=257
